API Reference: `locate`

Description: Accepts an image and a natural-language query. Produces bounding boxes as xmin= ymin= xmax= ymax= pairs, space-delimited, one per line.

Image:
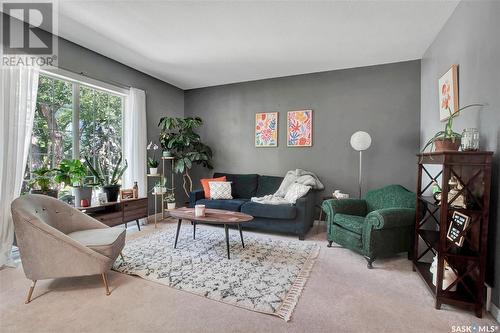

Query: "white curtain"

xmin=0 ymin=66 xmax=39 ymax=267
xmin=123 ymin=88 xmax=147 ymax=202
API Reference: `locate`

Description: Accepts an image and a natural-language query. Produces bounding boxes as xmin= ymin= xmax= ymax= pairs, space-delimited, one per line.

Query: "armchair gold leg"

xmin=120 ymin=252 xmax=125 ymax=262
xmin=25 ymin=280 xmax=37 ymax=304
xmin=101 ymin=273 xmax=111 ymax=296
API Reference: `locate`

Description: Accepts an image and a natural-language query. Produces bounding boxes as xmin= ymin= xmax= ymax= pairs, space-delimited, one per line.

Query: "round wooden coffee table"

xmin=169 ymin=207 xmax=253 ymax=259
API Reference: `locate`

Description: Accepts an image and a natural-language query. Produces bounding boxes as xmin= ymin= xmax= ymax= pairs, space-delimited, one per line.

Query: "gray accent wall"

xmin=420 ymin=1 xmax=500 ymax=307
xmin=185 ymin=60 xmax=421 ymax=202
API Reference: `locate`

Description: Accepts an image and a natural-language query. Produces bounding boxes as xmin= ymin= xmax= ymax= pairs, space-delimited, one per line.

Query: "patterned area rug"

xmin=113 ymin=223 xmax=319 ymax=321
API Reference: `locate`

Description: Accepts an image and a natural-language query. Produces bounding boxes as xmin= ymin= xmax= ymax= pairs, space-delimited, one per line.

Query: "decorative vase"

xmin=461 ymin=128 xmax=480 ymax=151
xmin=73 ymin=186 xmax=93 ymax=207
xmin=149 ymin=167 xmax=158 ymax=175
xmin=102 ymin=184 xmax=121 ymax=202
xmin=167 ymin=202 xmax=176 ymax=210
xmin=434 ymin=138 xmax=461 ymax=152
xmin=162 ymin=150 xmax=173 ymax=158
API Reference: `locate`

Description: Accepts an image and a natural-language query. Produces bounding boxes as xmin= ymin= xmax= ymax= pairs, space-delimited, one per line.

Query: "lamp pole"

xmin=358 ymin=150 xmax=362 ymax=199
xmin=350 ymin=131 xmax=372 ymax=199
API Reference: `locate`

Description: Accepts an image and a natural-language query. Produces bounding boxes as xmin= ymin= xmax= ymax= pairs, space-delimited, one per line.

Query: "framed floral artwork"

xmin=255 ymin=112 xmax=278 ymax=147
xmin=439 ymin=65 xmax=459 ymax=121
xmin=287 ymin=110 xmax=313 ymax=147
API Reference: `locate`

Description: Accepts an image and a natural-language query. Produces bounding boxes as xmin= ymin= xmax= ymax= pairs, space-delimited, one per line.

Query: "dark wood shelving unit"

xmin=413 ymin=151 xmax=493 ymax=318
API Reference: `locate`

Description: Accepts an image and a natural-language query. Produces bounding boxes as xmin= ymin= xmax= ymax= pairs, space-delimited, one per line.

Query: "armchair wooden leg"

xmin=101 ymin=273 xmax=111 ymax=296
xmin=327 ymin=240 xmax=333 ymax=247
xmin=25 ymin=280 xmax=37 ymax=304
xmin=365 ymin=256 xmax=375 ymax=269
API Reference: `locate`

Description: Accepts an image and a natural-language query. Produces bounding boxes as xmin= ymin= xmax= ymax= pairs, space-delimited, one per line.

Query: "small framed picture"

xmin=120 ymin=189 xmax=135 ymax=200
xmin=98 ymin=192 xmax=108 ymax=205
xmin=446 ymin=211 xmax=470 ymax=247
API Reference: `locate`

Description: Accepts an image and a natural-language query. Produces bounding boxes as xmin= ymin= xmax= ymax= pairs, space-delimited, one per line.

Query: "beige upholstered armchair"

xmin=11 ymin=194 xmax=126 ymax=303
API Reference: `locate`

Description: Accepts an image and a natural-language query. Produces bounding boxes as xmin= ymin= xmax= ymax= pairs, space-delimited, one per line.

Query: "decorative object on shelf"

xmin=146 ymin=141 xmax=159 ymax=174
xmin=152 ymin=178 xmax=167 ymax=195
xmin=194 ymin=204 xmax=206 ymax=217
xmin=255 ymin=112 xmax=278 ymax=147
xmin=97 ymin=192 xmax=108 ymax=205
xmin=28 ymin=164 xmax=58 ymax=198
xmin=84 ymin=153 xmax=128 ymax=203
xmin=287 ymin=110 xmax=312 ymax=147
xmin=350 ymin=131 xmax=372 ymax=198
xmin=162 ymin=150 xmax=173 ymax=157
xmin=461 ymin=128 xmax=480 ymax=151
xmin=431 ymin=181 xmax=442 ymax=202
xmin=439 ymin=65 xmax=459 ymax=121
xmin=414 ymin=151 xmax=493 ymax=318
xmin=446 ymin=211 xmax=471 ymax=247
xmin=433 ymin=176 xmax=467 ymax=208
xmin=423 ymin=104 xmax=483 ymax=152
xmin=165 ymin=192 xmax=176 ymax=210
xmin=430 ymin=256 xmax=457 ymax=292
xmin=120 ymin=188 xmax=135 ymax=200
xmin=158 ymin=116 xmax=213 ymax=197
xmin=80 ymin=198 xmax=90 ymax=207
xmin=332 ymin=190 xmax=349 ymax=199
xmin=133 ymin=181 xmax=139 ymax=198
xmin=53 ymin=159 xmax=92 ymax=207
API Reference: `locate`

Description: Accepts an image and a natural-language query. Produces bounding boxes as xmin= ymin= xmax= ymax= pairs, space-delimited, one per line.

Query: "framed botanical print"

xmin=439 ymin=65 xmax=459 ymax=121
xmin=287 ymin=110 xmax=312 ymax=147
xmin=255 ymin=112 xmax=278 ymax=147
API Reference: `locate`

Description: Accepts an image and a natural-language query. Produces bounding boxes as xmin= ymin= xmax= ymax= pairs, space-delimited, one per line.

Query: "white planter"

xmin=167 ymin=202 xmax=176 ymax=210
xmin=149 ymin=167 xmax=158 ymax=175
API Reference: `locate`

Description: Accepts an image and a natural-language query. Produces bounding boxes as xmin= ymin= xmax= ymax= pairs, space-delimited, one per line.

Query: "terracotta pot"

xmin=434 ymin=138 xmax=461 ymax=152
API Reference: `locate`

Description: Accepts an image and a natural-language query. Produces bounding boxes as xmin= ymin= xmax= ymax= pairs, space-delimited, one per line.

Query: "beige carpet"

xmin=0 ymin=220 xmax=497 ymax=333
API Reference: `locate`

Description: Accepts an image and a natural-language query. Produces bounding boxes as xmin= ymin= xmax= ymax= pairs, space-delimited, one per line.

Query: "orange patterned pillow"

xmin=200 ymin=176 xmax=227 ymax=198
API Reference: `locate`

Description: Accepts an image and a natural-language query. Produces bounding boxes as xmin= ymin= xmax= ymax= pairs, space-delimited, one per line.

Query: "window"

xmin=23 ymin=73 xmax=124 ymax=193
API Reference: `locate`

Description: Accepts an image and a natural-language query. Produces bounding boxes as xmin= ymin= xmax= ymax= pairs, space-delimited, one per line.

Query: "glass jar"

xmin=461 ymin=128 xmax=480 ymax=151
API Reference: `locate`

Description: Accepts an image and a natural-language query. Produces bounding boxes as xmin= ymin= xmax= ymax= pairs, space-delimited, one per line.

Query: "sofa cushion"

xmin=213 ymin=173 xmax=259 ymax=199
xmin=255 ymin=175 xmax=283 ymax=197
xmin=196 ymin=198 xmax=248 ymax=212
xmin=333 ymin=213 xmax=366 ymax=235
xmin=200 ymin=176 xmax=226 ymax=198
xmin=67 ymin=227 xmax=125 ymax=259
xmin=241 ymin=202 xmax=297 ymax=220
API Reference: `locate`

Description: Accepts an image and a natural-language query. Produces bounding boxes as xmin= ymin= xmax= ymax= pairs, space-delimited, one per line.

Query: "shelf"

xmin=418 ymin=196 xmax=483 ymax=215
xmin=418 ymin=229 xmax=439 ymax=250
xmin=414 ymin=262 xmax=435 ymax=295
xmin=161 ymin=156 xmax=175 ymax=160
xmin=147 ymin=174 xmax=161 ymax=177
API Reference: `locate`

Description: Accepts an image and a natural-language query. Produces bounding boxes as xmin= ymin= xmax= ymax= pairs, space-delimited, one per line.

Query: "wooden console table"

xmin=77 ymin=197 xmax=148 ymax=230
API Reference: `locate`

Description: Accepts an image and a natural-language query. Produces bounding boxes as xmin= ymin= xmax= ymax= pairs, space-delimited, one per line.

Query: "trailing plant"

xmin=422 ymin=104 xmax=483 ymax=152
xmin=28 ymin=166 xmax=55 ymax=192
xmin=53 ymin=159 xmax=88 ymax=187
xmin=164 ymin=192 xmax=176 ymax=203
xmin=158 ymin=116 xmax=213 ymax=197
xmin=84 ymin=153 xmax=128 ymax=186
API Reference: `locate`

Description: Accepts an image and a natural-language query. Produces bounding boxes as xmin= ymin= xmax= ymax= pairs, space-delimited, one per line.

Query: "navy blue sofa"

xmin=189 ymin=172 xmax=316 ymax=240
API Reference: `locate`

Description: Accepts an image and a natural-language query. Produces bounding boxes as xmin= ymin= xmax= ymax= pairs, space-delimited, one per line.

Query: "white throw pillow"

xmin=284 ymin=183 xmax=311 ymax=203
xmin=209 ymin=181 xmax=233 ymax=200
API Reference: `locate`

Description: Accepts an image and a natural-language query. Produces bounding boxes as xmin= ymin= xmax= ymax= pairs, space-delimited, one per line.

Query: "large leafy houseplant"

xmin=84 ymin=153 xmax=128 ymax=202
xmin=422 ymin=104 xmax=483 ymax=152
xmin=158 ymin=116 xmax=213 ymax=197
xmin=28 ymin=166 xmax=58 ymax=198
xmin=53 ymin=159 xmax=91 ymax=206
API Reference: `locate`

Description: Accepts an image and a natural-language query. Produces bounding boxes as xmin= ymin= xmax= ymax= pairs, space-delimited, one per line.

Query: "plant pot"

xmin=102 ymin=184 xmax=121 ymax=202
xmin=434 ymin=138 xmax=461 ymax=152
xmin=30 ymin=189 xmax=58 ymax=198
xmin=167 ymin=202 xmax=176 ymax=210
xmin=73 ymin=186 xmax=93 ymax=207
xmin=149 ymin=167 xmax=158 ymax=175
xmin=162 ymin=150 xmax=173 ymax=158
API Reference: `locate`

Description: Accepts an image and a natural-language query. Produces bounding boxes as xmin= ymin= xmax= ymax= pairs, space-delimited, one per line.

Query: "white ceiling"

xmin=56 ymin=0 xmax=459 ymax=89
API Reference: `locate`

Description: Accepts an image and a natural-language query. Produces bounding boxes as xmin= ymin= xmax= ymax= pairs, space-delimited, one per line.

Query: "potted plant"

xmin=84 ymin=153 xmax=128 ymax=202
xmin=152 ymin=177 xmax=167 ymax=195
xmin=147 ymin=141 xmax=159 ymax=174
xmin=28 ymin=166 xmax=58 ymax=198
xmin=53 ymin=159 xmax=91 ymax=206
xmin=158 ymin=116 xmax=213 ymax=197
xmin=165 ymin=192 xmax=176 ymax=210
xmin=423 ymin=104 xmax=483 ymax=152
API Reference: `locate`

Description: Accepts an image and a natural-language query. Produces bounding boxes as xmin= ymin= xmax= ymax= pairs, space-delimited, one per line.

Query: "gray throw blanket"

xmin=251 ymin=169 xmax=324 ymax=205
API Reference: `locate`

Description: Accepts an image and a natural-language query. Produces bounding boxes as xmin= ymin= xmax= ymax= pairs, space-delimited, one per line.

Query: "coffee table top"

xmin=169 ymin=207 xmax=253 ymax=224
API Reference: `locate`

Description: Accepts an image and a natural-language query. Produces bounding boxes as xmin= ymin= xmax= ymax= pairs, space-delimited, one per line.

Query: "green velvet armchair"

xmin=322 ymin=185 xmax=417 ymax=268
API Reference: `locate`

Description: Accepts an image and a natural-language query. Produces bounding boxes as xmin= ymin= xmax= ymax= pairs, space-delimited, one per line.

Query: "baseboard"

xmin=490 ymin=302 xmax=500 ymax=323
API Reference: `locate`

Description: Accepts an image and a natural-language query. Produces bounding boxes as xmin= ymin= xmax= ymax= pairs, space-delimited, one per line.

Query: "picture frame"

xmin=255 ymin=112 xmax=278 ymax=147
xmin=446 ymin=211 xmax=470 ymax=247
xmin=120 ymin=189 xmax=135 ymax=200
xmin=97 ymin=192 xmax=108 ymax=205
xmin=287 ymin=110 xmax=313 ymax=147
xmin=438 ymin=65 xmax=459 ymax=121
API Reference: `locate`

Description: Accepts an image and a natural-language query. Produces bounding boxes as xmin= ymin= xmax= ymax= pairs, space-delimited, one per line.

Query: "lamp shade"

xmin=350 ymin=131 xmax=372 ymax=151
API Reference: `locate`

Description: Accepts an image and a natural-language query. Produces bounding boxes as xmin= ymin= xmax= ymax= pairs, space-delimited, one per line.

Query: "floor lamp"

xmin=350 ymin=131 xmax=372 ymax=199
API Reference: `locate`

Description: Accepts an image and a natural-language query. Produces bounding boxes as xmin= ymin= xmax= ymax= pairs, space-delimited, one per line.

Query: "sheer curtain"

xmin=123 ymin=88 xmax=147 ymax=210
xmin=0 ymin=66 xmax=39 ymax=267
